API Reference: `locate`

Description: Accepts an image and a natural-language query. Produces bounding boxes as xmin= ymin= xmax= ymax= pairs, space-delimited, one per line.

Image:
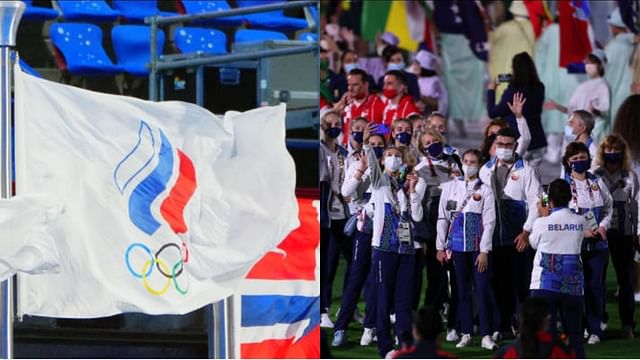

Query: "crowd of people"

xmin=320 ymin=1 xmax=640 ymax=359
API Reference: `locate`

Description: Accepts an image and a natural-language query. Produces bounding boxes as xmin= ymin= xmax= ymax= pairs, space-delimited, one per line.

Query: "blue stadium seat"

xmin=177 ymin=1 xmax=244 ymax=27
xmin=297 ymin=32 xmax=317 ymax=42
xmin=49 ymin=23 xmax=122 ymax=76
xmin=55 ymin=0 xmax=120 ymax=22
xmin=234 ymin=29 xmax=287 ymax=44
xmin=19 ymin=59 xmax=42 ymax=78
xmin=111 ymin=25 xmax=165 ymax=77
xmin=111 ymin=0 xmax=176 ymax=23
xmin=22 ymin=0 xmax=59 ymax=21
xmin=237 ymin=0 xmax=308 ymax=31
xmin=174 ymin=27 xmax=227 ymax=55
xmin=308 ymin=4 xmax=318 ymax=27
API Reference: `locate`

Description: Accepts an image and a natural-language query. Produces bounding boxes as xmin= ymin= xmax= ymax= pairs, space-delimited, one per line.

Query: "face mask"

xmin=373 ymin=146 xmax=384 ymax=159
xmin=585 ymin=63 xmax=599 ymax=77
xmin=603 ymin=152 xmax=623 ymax=164
xmin=571 ymin=159 xmax=590 ymax=173
xmin=426 ymin=142 xmax=443 ymax=158
xmin=384 ymin=156 xmax=402 ymax=172
xmin=326 ymin=127 xmax=341 ymax=139
xmin=320 ymin=59 xmax=329 ymax=71
xmin=387 ymin=61 xmax=405 ymax=71
xmin=351 ymin=131 xmax=364 ymax=144
xmin=495 ymin=147 xmax=514 ymax=161
xmin=564 ymin=125 xmax=577 ymax=142
xmin=344 ymin=63 xmax=359 ymax=74
xmin=383 ymin=88 xmax=398 ymax=99
xmin=462 ymin=165 xmax=479 ymax=178
xmin=395 ymin=132 xmax=412 ymax=145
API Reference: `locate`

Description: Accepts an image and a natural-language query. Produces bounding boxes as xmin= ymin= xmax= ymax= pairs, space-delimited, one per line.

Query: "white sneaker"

xmin=353 ymin=308 xmax=365 ymax=325
xmin=320 ymin=313 xmax=334 ymax=328
xmin=635 ymin=292 xmax=640 ymax=302
xmin=390 ymin=313 xmax=396 ymax=324
xmin=587 ymin=334 xmax=601 ymax=345
xmin=456 ymin=334 xmax=472 ymax=348
xmin=481 ymin=335 xmax=498 ymax=350
xmin=446 ymin=329 xmax=459 ymax=342
xmin=331 ymin=330 xmax=346 ymax=347
xmin=600 ymin=322 xmax=608 ymax=331
xmin=385 ymin=350 xmax=397 ymax=359
xmin=360 ymin=328 xmax=374 ymax=346
xmin=584 ymin=329 xmax=589 ymax=339
xmin=491 ymin=331 xmax=502 ymax=342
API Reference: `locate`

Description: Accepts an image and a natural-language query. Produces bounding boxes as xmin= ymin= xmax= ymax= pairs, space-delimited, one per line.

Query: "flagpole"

xmin=0 ymin=2 xmax=25 ymax=359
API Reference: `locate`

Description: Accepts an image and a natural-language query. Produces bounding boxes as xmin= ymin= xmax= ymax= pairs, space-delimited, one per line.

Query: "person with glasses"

xmin=479 ymin=127 xmax=542 ymax=341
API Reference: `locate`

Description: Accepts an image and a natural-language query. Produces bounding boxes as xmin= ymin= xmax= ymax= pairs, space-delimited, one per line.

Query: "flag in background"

xmin=13 ymin=65 xmax=298 ymax=318
xmin=236 ymin=197 xmax=319 ymax=359
xmin=559 ymin=0 xmax=592 ymax=67
xmin=360 ymin=1 xmax=425 ymax=51
xmin=524 ymin=0 xmax=554 ymax=39
xmin=432 ymin=0 xmax=488 ymax=61
xmin=618 ymin=0 xmax=640 ymax=34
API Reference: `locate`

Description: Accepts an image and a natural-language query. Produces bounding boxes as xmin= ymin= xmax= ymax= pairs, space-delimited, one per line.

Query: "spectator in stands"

xmin=593 ymin=134 xmax=639 ymax=339
xmin=612 ymin=94 xmax=640 ymax=176
xmin=560 ymin=110 xmax=597 ymax=178
xmin=390 ymin=118 xmax=413 ymax=150
xmin=426 ymin=112 xmax=459 ymax=157
xmin=330 ymin=49 xmax=377 ymax=104
xmin=409 ymin=114 xmax=426 ymax=149
xmin=392 ymin=306 xmax=455 ymax=359
xmin=496 ymin=297 xmax=575 ymax=358
xmin=358 ymin=31 xmax=399 ymax=84
xmin=409 ymin=50 xmax=448 ymax=116
xmin=320 ymin=110 xmax=352 ymax=329
xmin=561 ymin=141 xmax=613 ymax=345
xmin=321 ymin=48 xmax=339 ymax=108
xmin=488 ymin=52 xmax=546 ymax=167
xmin=381 ymin=70 xmax=420 ymax=126
xmin=378 ymin=46 xmax=421 ymax=102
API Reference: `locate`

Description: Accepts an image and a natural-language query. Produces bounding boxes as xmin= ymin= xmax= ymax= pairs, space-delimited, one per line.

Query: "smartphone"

xmin=497 ymin=73 xmax=513 ymax=83
xmin=372 ymin=123 xmax=390 ymax=135
xmin=541 ymin=184 xmax=549 ymax=207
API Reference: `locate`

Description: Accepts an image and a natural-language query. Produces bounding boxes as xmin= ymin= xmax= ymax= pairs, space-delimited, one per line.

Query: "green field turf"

xmin=325 ymin=259 xmax=640 ymax=359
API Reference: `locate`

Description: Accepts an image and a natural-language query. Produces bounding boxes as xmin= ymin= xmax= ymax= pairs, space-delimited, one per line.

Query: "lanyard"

xmin=570 ymin=176 xmax=595 ymax=211
xmin=426 ymin=156 xmax=438 ymax=177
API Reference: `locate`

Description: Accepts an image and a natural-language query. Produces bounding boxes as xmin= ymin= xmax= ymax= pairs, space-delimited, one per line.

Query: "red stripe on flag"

xmin=558 ymin=0 xmax=591 ymax=67
xmin=246 ymin=198 xmax=318 ymax=280
xmin=160 ymin=149 xmax=197 ymax=234
xmin=240 ymin=326 xmax=320 ymax=359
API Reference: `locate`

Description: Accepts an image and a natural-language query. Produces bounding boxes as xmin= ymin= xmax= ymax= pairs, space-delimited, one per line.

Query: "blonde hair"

xmin=426 ymin=112 xmax=447 ymax=127
xmin=391 ymin=118 xmax=412 ymax=134
xmin=417 ymin=127 xmax=445 ymax=154
xmin=596 ymin=133 xmax=631 ymax=171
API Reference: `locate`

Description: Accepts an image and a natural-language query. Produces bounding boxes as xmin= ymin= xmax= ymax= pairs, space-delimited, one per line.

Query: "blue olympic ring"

xmin=125 ymin=242 xmax=154 ymax=279
xmin=125 ymin=241 xmax=190 ymax=296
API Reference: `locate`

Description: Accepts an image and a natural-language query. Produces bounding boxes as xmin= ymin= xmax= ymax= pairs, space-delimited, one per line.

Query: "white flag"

xmin=13 ymin=65 xmax=298 ymax=318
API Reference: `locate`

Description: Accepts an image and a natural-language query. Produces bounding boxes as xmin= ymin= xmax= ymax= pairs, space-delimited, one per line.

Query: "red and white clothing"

xmin=382 ymin=95 xmax=420 ymax=126
xmin=342 ymin=94 xmax=385 ymax=145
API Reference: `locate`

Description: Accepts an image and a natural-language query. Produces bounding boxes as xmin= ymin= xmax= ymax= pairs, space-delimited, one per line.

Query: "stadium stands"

xmin=111 ymin=0 xmax=177 ymax=22
xmin=173 ymin=27 xmax=227 ymax=55
xmin=176 ymin=0 xmax=245 ymax=27
xmin=238 ymin=0 xmax=308 ymax=31
xmin=234 ymin=29 xmax=288 ymax=44
xmin=111 ymin=25 xmax=165 ymax=76
xmin=54 ymin=0 xmax=121 ymax=22
xmin=22 ymin=0 xmax=59 ymax=21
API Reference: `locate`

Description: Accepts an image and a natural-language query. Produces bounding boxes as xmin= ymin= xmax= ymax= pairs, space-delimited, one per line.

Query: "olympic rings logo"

xmin=125 ymin=241 xmax=191 ymax=296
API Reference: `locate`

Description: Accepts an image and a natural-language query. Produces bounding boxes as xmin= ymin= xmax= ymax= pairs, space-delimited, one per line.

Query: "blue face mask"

xmin=387 ymin=61 xmax=405 ymax=71
xmin=395 ymin=132 xmax=412 ymax=145
xmin=571 ymin=159 xmax=590 ymax=174
xmin=603 ymin=152 xmax=623 ymax=164
xmin=373 ymin=146 xmax=384 ymax=159
xmin=326 ymin=127 xmax=341 ymax=139
xmin=351 ymin=131 xmax=364 ymax=144
xmin=344 ymin=63 xmax=359 ymax=74
xmin=426 ymin=142 xmax=443 ymax=158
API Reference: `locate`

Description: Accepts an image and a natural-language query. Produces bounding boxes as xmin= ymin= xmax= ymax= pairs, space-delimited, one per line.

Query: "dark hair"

xmin=384 ymin=69 xmax=407 ymax=85
xmin=519 ymin=298 xmax=551 ymax=359
xmin=462 ymin=149 xmax=482 ymax=163
xmin=548 ymin=179 xmax=572 ymax=207
xmin=613 ymin=94 xmax=640 ymax=162
xmin=587 ymin=54 xmax=605 ymax=76
xmin=382 ymin=45 xmax=402 ymax=64
xmin=562 ymin=141 xmax=590 ymax=171
xmin=510 ymin=52 xmax=541 ymax=89
xmin=348 ymin=68 xmax=369 ymax=83
xmin=480 ymin=133 xmax=497 ymax=164
xmin=412 ymin=306 xmax=442 ymax=340
xmin=496 ymin=127 xmax=518 ymax=140
xmin=420 ymin=68 xmax=437 ymax=77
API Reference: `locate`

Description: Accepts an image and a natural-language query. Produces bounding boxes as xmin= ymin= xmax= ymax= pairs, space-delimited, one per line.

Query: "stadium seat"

xmin=234 ymin=29 xmax=287 ymax=45
xmin=55 ymin=0 xmax=120 ymax=22
xmin=111 ymin=25 xmax=165 ymax=77
xmin=237 ymin=0 xmax=308 ymax=32
xmin=49 ymin=23 xmax=122 ymax=76
xmin=111 ymin=0 xmax=176 ymax=23
xmin=22 ymin=0 xmax=59 ymax=22
xmin=173 ymin=27 xmax=227 ymax=55
xmin=19 ymin=59 xmax=42 ymax=78
xmin=297 ymin=32 xmax=317 ymax=42
xmin=176 ymin=1 xmax=244 ymax=27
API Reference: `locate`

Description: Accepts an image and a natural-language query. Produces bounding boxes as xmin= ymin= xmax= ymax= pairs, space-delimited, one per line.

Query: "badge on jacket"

xmin=473 ymin=193 xmax=482 ymax=201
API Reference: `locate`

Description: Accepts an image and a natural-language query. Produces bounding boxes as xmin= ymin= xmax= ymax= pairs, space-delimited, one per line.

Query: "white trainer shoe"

xmin=456 ymin=334 xmax=472 ymax=348
xmin=360 ymin=328 xmax=374 ymax=346
xmin=390 ymin=313 xmax=396 ymax=324
xmin=331 ymin=330 xmax=346 ymax=347
xmin=584 ymin=329 xmax=589 ymax=339
xmin=353 ymin=308 xmax=365 ymax=325
xmin=481 ymin=335 xmax=498 ymax=350
xmin=600 ymin=322 xmax=608 ymax=331
xmin=491 ymin=331 xmax=502 ymax=342
xmin=320 ymin=313 xmax=334 ymax=328
xmin=385 ymin=350 xmax=396 ymax=359
xmin=446 ymin=329 xmax=459 ymax=342
xmin=587 ymin=334 xmax=600 ymax=345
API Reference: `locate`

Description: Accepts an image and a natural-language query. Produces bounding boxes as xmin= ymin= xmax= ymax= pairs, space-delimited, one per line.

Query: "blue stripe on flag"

xmin=128 ymin=130 xmax=174 ymax=235
xmin=241 ymin=295 xmax=319 ymax=337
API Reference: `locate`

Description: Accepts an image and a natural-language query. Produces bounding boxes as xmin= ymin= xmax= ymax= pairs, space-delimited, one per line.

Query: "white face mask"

xmin=384 ymin=156 xmax=402 ymax=172
xmin=462 ymin=165 xmax=479 ymax=178
xmin=495 ymin=147 xmax=514 ymax=161
xmin=387 ymin=61 xmax=406 ymax=71
xmin=564 ymin=124 xmax=577 ymax=142
xmin=585 ymin=63 xmax=599 ymax=77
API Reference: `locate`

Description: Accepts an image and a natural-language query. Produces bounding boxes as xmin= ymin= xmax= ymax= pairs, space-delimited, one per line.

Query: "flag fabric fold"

xmin=12 ymin=65 xmax=298 ymax=318
xmin=559 ymin=0 xmax=593 ymax=67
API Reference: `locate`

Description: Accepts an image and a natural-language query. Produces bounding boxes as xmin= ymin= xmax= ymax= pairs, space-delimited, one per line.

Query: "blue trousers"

xmin=530 ymin=289 xmax=585 ymax=359
xmin=323 ymin=219 xmax=353 ymax=313
xmin=423 ymin=238 xmax=458 ymax=330
xmin=582 ymin=248 xmax=608 ymax=337
xmin=373 ymin=249 xmax=415 ymax=357
xmin=334 ymin=230 xmax=373 ymax=331
xmin=453 ymin=251 xmax=495 ymax=336
xmin=607 ymin=231 xmax=635 ymax=328
xmin=492 ymin=246 xmax=534 ymax=332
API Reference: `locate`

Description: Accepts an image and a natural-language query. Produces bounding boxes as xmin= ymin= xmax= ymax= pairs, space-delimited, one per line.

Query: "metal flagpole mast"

xmin=0 ymin=2 xmax=25 ymax=359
